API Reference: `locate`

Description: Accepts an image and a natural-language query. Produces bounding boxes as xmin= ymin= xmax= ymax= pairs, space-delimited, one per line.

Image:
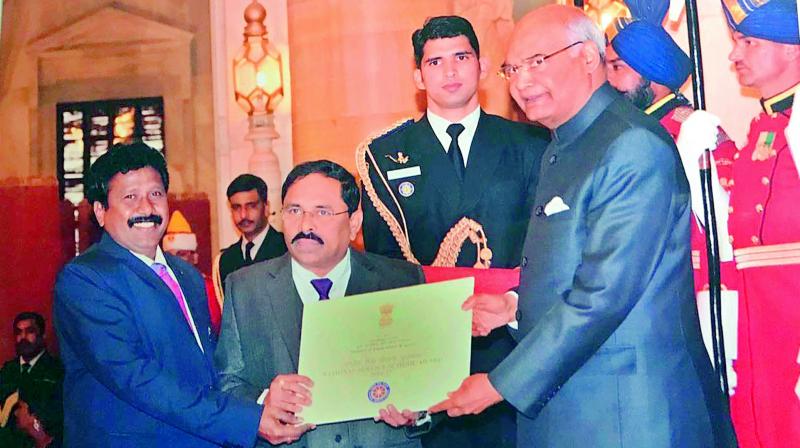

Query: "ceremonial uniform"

xmin=727 ymin=86 xmax=800 ymax=447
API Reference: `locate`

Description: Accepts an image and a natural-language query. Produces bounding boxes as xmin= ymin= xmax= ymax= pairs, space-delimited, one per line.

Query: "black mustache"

xmin=292 ymin=232 xmax=324 ymax=245
xmin=127 ymin=215 xmax=163 ymax=228
xmin=237 ymin=219 xmax=253 ymax=227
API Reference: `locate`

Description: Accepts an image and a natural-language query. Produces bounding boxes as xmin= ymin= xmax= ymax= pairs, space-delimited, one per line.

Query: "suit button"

xmin=335 ymin=434 xmax=342 ymax=443
xmin=521 ymin=256 xmax=528 ymax=267
xmin=761 ymin=177 xmax=770 ymax=185
xmin=755 ymin=203 xmax=764 ymax=213
xmin=535 ymin=205 xmax=544 ymax=216
xmin=751 ymin=236 xmax=760 ymax=244
xmin=515 ymin=310 xmax=522 ymax=322
xmin=549 ymin=154 xmax=558 ymax=165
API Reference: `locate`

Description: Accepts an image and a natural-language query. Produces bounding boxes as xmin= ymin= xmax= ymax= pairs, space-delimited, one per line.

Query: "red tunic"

xmin=727 ymin=85 xmax=800 ymax=448
xmin=203 ymin=274 xmax=221 ymax=337
xmin=647 ymin=94 xmax=748 ymax=439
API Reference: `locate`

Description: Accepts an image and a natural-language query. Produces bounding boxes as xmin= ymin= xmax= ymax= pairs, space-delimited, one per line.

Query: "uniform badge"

xmin=398 ymin=181 xmax=415 ymax=197
xmin=367 ymin=381 xmax=391 ymax=403
xmin=752 ymin=131 xmax=776 ymax=161
xmin=385 ymin=151 xmax=410 ymax=164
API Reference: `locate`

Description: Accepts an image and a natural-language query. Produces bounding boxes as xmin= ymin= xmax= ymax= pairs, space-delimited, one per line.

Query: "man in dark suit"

xmin=432 ymin=6 xmax=735 ymax=447
xmin=217 ymin=174 xmax=287 ymax=290
xmin=53 ymin=142 xmax=272 ymax=447
xmin=0 ymin=312 xmax=63 ymax=447
xmin=358 ymin=16 xmax=547 ymax=448
xmin=216 ymin=160 xmax=428 ymax=447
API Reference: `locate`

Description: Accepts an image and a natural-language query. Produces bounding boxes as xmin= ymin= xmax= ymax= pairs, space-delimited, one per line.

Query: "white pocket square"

xmin=544 ymin=196 xmax=570 ymax=216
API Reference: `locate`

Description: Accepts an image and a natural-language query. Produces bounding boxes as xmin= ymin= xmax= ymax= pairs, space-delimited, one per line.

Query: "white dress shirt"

xmin=241 ymin=224 xmax=271 ymax=260
xmin=426 ymin=105 xmax=481 ymax=167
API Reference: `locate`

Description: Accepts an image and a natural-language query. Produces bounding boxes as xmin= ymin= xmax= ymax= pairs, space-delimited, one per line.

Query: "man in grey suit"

xmin=431 ymin=5 xmax=735 ymax=447
xmin=215 ymin=160 xmax=427 ymax=447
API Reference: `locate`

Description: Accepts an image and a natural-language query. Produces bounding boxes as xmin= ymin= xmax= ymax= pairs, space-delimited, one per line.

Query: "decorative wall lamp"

xmin=233 ymin=0 xmax=284 ymax=226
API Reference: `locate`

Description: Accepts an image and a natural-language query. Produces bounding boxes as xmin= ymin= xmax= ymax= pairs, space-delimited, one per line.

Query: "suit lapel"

xmin=266 ymin=255 xmax=304 ymax=370
xmin=460 ymin=111 xmax=503 ymax=212
xmin=98 ymin=234 xmax=207 ymax=359
xmin=169 ymin=258 xmax=215 ymax=364
xmin=345 ymin=251 xmax=381 ymax=296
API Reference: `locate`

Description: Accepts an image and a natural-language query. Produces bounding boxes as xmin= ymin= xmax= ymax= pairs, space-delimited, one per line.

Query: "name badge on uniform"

xmin=387 ymin=166 xmax=421 ymax=180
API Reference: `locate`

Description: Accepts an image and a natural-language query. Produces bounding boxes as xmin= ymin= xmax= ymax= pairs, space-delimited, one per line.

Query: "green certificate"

xmin=298 ymin=278 xmax=473 ymax=425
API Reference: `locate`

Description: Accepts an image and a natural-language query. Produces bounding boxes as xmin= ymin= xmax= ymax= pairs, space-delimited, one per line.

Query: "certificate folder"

xmin=298 ymin=278 xmax=473 ymax=425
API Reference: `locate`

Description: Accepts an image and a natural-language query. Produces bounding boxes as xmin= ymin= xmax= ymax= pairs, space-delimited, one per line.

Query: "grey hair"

xmin=565 ymin=13 xmax=606 ymax=60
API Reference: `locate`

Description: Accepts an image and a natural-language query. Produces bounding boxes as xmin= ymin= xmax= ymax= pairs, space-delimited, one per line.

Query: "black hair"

xmin=281 ymin=160 xmax=360 ymax=214
xmin=412 ymin=15 xmax=480 ymax=68
xmin=85 ymin=142 xmax=169 ymax=208
xmin=226 ymin=174 xmax=269 ymax=202
xmin=14 ymin=312 xmax=45 ymax=335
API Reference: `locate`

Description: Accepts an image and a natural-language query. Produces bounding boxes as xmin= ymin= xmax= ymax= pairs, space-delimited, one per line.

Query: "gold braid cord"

xmin=356 ymin=119 xmax=494 ymax=268
xmin=356 ymin=118 xmax=421 ymax=265
xmin=432 ymin=217 xmax=493 ymax=268
xmin=211 ymin=252 xmax=225 ymax=308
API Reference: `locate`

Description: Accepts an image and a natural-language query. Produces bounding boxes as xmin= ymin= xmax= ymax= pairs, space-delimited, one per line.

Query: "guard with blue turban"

xmin=605 ymin=4 xmax=740 ymax=385
xmin=604 ymin=0 xmax=697 ymax=126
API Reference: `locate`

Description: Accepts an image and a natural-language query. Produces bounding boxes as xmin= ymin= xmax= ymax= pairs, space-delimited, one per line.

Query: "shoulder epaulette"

xmin=671 ymin=106 xmax=694 ymax=123
xmin=371 ymin=118 xmax=414 ymax=144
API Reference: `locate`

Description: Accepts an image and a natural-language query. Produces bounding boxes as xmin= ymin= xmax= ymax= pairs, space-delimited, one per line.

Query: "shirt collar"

xmin=242 ymin=224 xmax=271 ymax=258
xmin=20 ymin=350 xmax=45 ymax=368
xmin=427 ymin=105 xmax=481 ymax=152
xmin=551 ymin=83 xmax=616 ymax=146
xmin=291 ymin=249 xmax=352 ymax=302
xmin=761 ymin=82 xmax=797 ymax=115
xmin=129 ymin=246 xmax=169 ymax=267
xmin=427 ymin=105 xmax=481 ymax=133
xmin=644 ymin=92 xmax=692 ymax=120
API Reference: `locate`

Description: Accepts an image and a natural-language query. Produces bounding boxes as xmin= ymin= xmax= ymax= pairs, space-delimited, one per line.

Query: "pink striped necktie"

xmin=151 ymin=263 xmax=193 ymax=326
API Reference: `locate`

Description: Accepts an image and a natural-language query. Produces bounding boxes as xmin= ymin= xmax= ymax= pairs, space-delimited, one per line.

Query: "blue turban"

xmin=607 ymin=0 xmax=693 ymax=91
xmin=722 ymin=0 xmax=800 ymax=44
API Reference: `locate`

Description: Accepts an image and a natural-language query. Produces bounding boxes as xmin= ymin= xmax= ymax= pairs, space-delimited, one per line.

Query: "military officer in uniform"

xmin=358 ymin=15 xmax=548 ymax=448
xmin=682 ymin=1 xmax=800 ymax=445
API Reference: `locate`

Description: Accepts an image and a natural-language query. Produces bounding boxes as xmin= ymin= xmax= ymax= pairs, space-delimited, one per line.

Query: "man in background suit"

xmin=54 ymin=142 xmax=271 ymax=447
xmin=359 ymin=16 xmax=547 ymax=448
xmin=217 ymin=174 xmax=287 ymax=290
xmin=432 ymin=6 xmax=734 ymax=447
xmin=0 ymin=312 xmax=63 ymax=447
xmin=216 ymin=160 xmax=427 ymax=447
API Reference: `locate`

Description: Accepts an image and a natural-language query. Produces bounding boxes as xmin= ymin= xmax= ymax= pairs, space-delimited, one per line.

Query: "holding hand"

xmin=429 ymin=373 xmax=503 ymax=417
xmin=374 ymin=404 xmax=419 ymax=427
xmin=258 ymin=374 xmax=315 ymax=445
xmin=462 ymin=292 xmax=518 ymax=336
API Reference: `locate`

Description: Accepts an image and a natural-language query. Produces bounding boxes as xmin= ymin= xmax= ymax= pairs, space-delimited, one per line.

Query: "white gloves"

xmin=676 ymin=110 xmax=733 ymax=261
xmin=786 ymin=85 xmax=800 ymax=179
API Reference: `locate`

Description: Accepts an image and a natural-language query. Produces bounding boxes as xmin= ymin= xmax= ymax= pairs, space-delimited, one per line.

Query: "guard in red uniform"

xmin=717 ymin=0 xmax=799 ymax=445
xmin=604 ymin=0 xmax=740 ymax=396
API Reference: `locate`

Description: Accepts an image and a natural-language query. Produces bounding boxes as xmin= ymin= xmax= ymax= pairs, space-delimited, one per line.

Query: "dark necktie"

xmin=244 ymin=241 xmax=255 ymax=264
xmin=446 ymin=123 xmax=466 ymax=182
xmin=20 ymin=363 xmax=31 ymax=374
xmin=310 ymin=278 xmax=333 ymax=301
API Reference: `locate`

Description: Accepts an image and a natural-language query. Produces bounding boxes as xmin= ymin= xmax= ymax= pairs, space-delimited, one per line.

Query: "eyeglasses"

xmin=282 ymin=205 xmax=349 ymax=221
xmin=498 ymin=41 xmax=584 ymax=80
